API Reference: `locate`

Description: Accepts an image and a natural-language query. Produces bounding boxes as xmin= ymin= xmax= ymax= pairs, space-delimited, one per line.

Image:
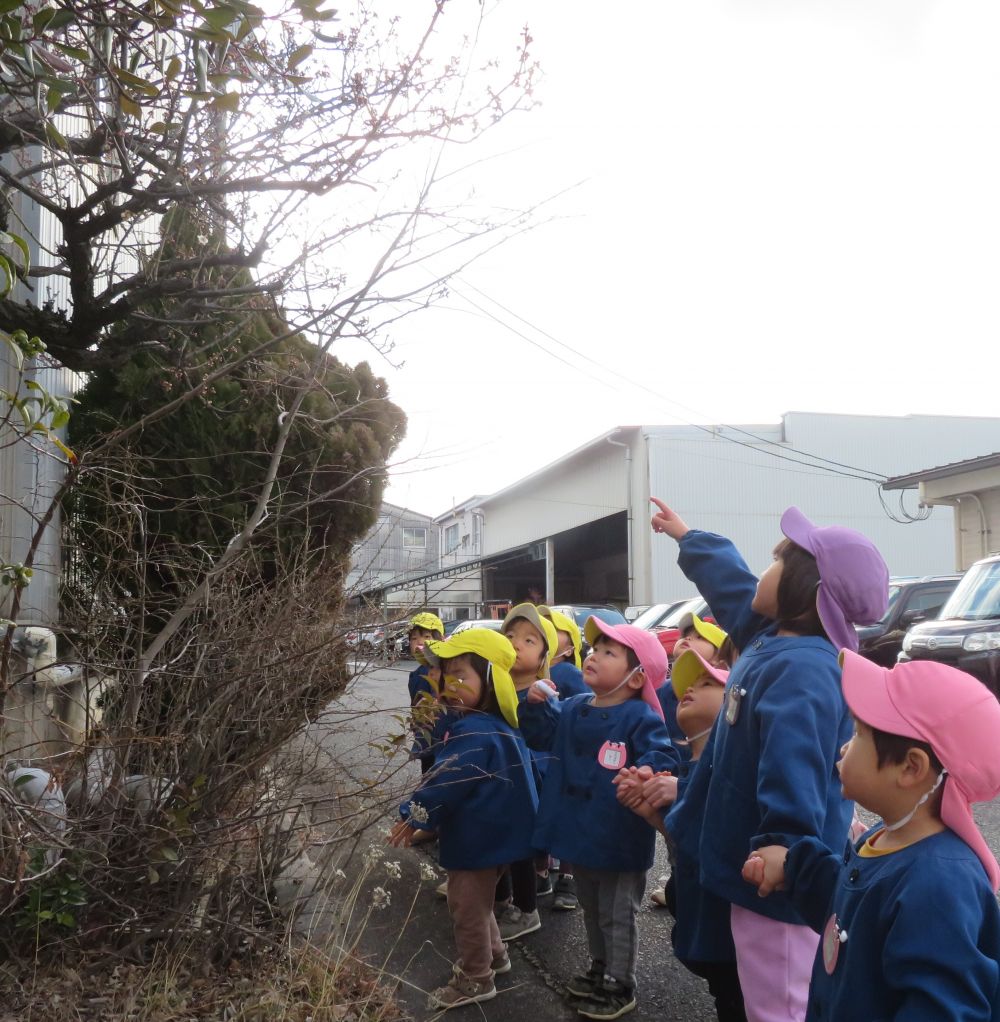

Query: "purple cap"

xmin=584 ymin=617 xmax=668 ymax=720
xmin=780 ymin=507 xmax=889 ymax=653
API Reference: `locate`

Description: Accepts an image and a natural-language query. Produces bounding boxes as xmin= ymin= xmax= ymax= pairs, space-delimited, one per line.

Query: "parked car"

xmin=547 ymin=604 xmax=628 ymax=657
xmin=899 ymin=554 xmax=1000 ymax=697
xmin=855 ymin=574 xmax=962 ymax=668
xmin=452 ymin=618 xmax=505 ymax=635
xmin=630 ymin=601 xmax=692 ymax=632
xmin=634 ymin=597 xmax=714 ymax=658
xmin=347 ymin=620 xmax=408 ymax=658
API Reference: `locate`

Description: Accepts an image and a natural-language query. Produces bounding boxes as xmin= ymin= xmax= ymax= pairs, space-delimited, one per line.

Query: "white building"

xmin=472 ymin=413 xmax=1000 ymax=608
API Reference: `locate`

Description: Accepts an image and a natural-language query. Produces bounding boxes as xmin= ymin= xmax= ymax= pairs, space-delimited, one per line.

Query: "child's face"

xmin=553 ymin=630 xmax=574 ymax=663
xmin=504 ymin=618 xmax=546 ymax=674
xmin=409 ymin=627 xmax=438 ymax=658
xmin=671 ymin=629 xmax=718 ymax=665
xmin=675 ymin=673 xmax=725 ymax=736
xmin=440 ymin=654 xmax=484 ymax=711
xmin=837 ymin=717 xmax=890 ymax=813
xmin=584 ymin=637 xmax=641 ymax=701
xmin=751 ymin=551 xmax=784 ymax=617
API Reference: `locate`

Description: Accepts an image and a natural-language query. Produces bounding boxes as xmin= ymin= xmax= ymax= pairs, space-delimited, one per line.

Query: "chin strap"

xmin=883 ymin=768 xmax=948 ymax=833
xmin=676 ymin=724 xmax=713 ymax=746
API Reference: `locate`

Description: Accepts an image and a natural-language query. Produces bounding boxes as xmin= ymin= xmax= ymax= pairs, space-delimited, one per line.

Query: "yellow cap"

xmin=671 ymin=649 xmax=730 ymax=700
xmin=539 ymin=606 xmax=582 ymax=670
xmin=502 ymin=603 xmax=559 ymax=678
xmin=409 ymin=612 xmax=444 ymax=636
xmin=424 ymin=629 xmax=520 ymax=728
xmin=676 ymin=612 xmax=727 ymax=651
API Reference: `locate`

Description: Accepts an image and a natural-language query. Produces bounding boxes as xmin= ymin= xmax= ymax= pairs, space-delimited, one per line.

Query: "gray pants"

xmin=574 ymin=866 xmax=646 ymax=991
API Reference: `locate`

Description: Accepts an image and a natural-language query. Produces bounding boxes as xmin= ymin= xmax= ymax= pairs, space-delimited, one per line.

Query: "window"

xmin=402 ymin=527 xmax=426 ymax=548
xmin=444 ymin=523 xmax=460 ymax=552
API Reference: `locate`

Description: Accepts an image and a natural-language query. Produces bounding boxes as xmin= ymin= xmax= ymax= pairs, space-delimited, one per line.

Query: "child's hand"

xmin=742 ymin=845 xmax=788 ymax=897
xmin=649 ymin=497 xmax=690 ymax=541
xmin=613 ymin=768 xmax=646 ymax=809
xmin=387 ymin=820 xmax=420 ymax=847
xmin=642 ymin=772 xmax=677 ymax=810
xmin=526 ymin=679 xmax=557 ymax=704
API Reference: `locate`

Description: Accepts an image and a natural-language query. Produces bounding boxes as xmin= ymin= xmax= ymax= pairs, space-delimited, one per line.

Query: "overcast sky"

xmin=335 ymin=1 xmax=1000 ymax=518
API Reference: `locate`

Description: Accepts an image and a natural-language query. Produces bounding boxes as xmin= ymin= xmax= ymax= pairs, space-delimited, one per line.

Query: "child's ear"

xmin=627 ymin=669 xmax=646 ymax=692
xmin=898 ymin=747 xmax=934 ymax=789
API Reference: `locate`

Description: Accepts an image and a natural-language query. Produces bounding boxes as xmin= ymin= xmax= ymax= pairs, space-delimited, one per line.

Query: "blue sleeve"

xmin=882 ymin=867 xmax=999 ymax=1021
xmin=401 ymin=729 xmax=495 ymax=829
xmin=518 ymin=694 xmax=561 ymax=752
xmin=783 ymin=835 xmax=844 ymax=933
xmin=749 ymin=656 xmax=847 ymax=851
xmin=677 ymin=530 xmax=772 ymax=651
xmin=631 ymin=710 xmax=681 ymax=774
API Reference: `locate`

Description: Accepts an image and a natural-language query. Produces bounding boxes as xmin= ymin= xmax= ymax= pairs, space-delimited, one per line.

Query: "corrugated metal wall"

xmin=481 ymin=442 xmax=631 ymax=556
xmin=645 ymin=414 xmax=1000 ymax=603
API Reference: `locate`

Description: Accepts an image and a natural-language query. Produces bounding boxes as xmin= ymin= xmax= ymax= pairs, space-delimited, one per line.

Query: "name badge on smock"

xmin=725 ymin=686 xmax=747 ymax=725
xmin=822 ymin=913 xmax=848 ymax=974
xmin=597 ymin=740 xmax=627 ymax=770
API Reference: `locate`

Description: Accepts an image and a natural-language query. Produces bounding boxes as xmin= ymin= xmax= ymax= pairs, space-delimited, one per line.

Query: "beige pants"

xmin=447 ymin=867 xmax=505 ymax=979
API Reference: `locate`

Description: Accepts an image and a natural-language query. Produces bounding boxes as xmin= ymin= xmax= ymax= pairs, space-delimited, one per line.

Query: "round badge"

xmin=597 ymin=740 xmax=627 ymax=770
xmin=822 ymin=913 xmax=846 ymax=975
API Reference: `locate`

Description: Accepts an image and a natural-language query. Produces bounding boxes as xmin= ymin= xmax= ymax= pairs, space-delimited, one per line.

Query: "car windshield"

xmin=661 ymin=597 xmax=707 ymax=629
xmin=939 ymin=561 xmax=1000 ymax=621
xmin=876 ymin=585 xmax=903 ymax=626
xmin=631 ymin=603 xmax=674 ymax=630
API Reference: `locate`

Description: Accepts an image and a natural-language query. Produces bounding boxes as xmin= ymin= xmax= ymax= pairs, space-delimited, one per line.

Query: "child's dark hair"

xmin=594 ymin=635 xmax=640 ymax=672
xmin=871 ymin=727 xmax=944 ymax=774
xmin=774 ymin=539 xmax=826 ymax=638
xmin=717 ymin=635 xmax=737 ymax=667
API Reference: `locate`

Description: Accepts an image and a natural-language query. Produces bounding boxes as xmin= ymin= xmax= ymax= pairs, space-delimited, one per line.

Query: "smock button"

xmin=581 ymin=707 xmax=589 ymax=717
xmin=752 ymin=639 xmax=763 ymax=650
xmin=842 ymin=850 xmax=850 ymax=864
xmin=848 ymin=869 xmax=860 ymax=882
xmin=601 ymin=712 xmax=608 ymax=720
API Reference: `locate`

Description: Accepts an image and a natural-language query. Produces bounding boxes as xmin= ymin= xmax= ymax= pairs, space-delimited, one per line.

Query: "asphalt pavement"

xmin=296 ymin=658 xmax=1000 ymax=1022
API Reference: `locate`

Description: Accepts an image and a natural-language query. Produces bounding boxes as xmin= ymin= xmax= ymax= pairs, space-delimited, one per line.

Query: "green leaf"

xmin=119 ymin=94 xmax=141 ymax=118
xmin=0 ymin=0 xmax=25 ymax=13
xmin=56 ymin=912 xmax=75 ymax=928
xmin=46 ymin=86 xmax=62 ymax=112
xmin=288 ymin=43 xmax=312 ymax=69
xmin=113 ymin=66 xmax=159 ymax=97
xmin=148 ymin=866 xmax=160 ymax=884
xmin=165 ymin=55 xmax=182 ymax=81
xmin=44 ymin=121 xmax=69 ymax=150
xmin=53 ymin=41 xmax=90 ymax=61
xmin=46 ymin=9 xmax=74 ymax=31
xmin=0 ymin=254 xmax=13 ymax=298
xmin=33 ymin=8 xmax=55 ymax=33
xmin=158 ymin=845 xmax=179 ymax=862
xmin=1 ymin=332 xmax=24 ymax=370
xmin=203 ymin=5 xmax=238 ymax=30
xmin=50 ymin=409 xmax=70 ymax=430
xmin=210 ymin=91 xmax=239 ymax=113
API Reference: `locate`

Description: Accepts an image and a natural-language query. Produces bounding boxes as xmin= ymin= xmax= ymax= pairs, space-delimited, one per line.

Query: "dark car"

xmin=856 ymin=574 xmax=962 ymax=668
xmin=898 ymin=555 xmax=1000 ymax=697
xmin=632 ymin=597 xmax=716 ymax=658
xmin=548 ymin=604 xmax=628 ymax=657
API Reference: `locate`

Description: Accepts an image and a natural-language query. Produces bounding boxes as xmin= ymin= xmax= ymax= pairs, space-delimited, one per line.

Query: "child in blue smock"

xmin=405 ymin=612 xmax=444 ymax=773
xmin=618 ymin=649 xmax=747 ymax=1022
xmin=651 ymin=498 xmax=888 ymax=1022
xmin=538 ymin=605 xmax=589 ymax=911
xmin=744 ymin=652 xmax=1000 ymax=1022
xmin=495 ymin=602 xmax=560 ymax=939
xmin=389 ymin=628 xmax=538 ymax=1012
xmin=521 ymin=618 xmax=677 ymax=1020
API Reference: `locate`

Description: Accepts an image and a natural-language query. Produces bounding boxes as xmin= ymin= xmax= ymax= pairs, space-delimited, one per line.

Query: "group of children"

xmin=388 ymin=500 xmax=1000 ymax=1022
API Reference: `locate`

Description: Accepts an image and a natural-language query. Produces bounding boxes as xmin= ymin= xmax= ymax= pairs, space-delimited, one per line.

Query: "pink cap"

xmin=780 ymin=507 xmax=889 ymax=653
xmin=584 ymin=617 xmax=667 ymax=720
xmin=840 ymin=650 xmax=1000 ymax=891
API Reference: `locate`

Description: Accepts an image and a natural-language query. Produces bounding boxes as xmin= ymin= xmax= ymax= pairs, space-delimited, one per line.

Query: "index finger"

xmin=650 ymin=496 xmax=671 ymax=515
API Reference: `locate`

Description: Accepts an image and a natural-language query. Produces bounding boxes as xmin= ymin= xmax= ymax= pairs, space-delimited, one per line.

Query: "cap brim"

xmin=780 ymin=506 xmax=817 ymax=555
xmin=671 ymin=649 xmax=729 ymax=700
xmin=839 ymin=650 xmax=922 ymax=741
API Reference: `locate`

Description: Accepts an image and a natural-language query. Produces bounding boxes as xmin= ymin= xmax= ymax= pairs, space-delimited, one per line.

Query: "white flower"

xmin=419 ymin=861 xmax=438 ymax=882
xmin=363 ymin=842 xmax=384 ymax=869
xmin=407 ymin=801 xmax=429 ymax=824
xmin=334 ymin=868 xmax=346 ymax=881
xmin=384 ymin=860 xmax=402 ymax=880
xmin=372 ymin=886 xmax=391 ymax=909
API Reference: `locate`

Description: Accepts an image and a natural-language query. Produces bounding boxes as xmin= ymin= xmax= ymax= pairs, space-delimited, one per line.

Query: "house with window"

xmin=346 ymin=502 xmax=440 ymax=618
xmin=431 ymin=496 xmax=487 ymax=621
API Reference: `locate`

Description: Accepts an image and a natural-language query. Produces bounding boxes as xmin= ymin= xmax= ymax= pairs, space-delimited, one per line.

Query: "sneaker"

xmin=427 ymin=971 xmax=497 ymax=1010
xmin=497 ymin=905 xmax=541 ymax=940
xmin=552 ymin=874 xmax=578 ymax=911
xmin=565 ymin=962 xmax=605 ymax=999
xmin=435 ymin=878 xmax=448 ymax=898
xmin=536 ymin=870 xmax=554 ymax=897
xmin=576 ymin=978 xmax=636 ymax=1020
xmin=649 ymin=873 xmax=668 ymax=907
xmin=454 ymin=946 xmax=511 ymax=976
